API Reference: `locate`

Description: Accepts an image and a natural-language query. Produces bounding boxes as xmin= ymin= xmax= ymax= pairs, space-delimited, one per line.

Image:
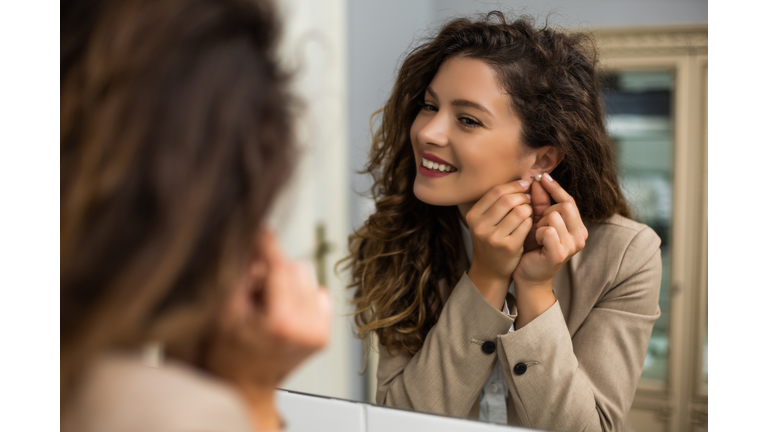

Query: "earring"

xmin=535 ymin=173 xmax=543 ymax=182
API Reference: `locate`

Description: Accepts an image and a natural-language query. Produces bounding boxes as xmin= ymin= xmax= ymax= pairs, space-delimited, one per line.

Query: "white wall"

xmin=345 ymin=0 xmax=435 ymax=401
xmin=347 ymin=0 xmax=434 ymax=231
xmin=431 ymin=0 xmax=707 ymax=27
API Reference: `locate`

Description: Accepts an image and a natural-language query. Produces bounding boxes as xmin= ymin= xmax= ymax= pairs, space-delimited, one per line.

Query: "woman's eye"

xmin=419 ymin=101 xmax=438 ymax=112
xmin=459 ymin=116 xmax=481 ymax=128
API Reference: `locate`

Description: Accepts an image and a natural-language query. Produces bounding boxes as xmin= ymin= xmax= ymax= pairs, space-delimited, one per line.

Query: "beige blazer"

xmin=62 ymin=352 xmax=256 ymax=432
xmin=376 ymin=214 xmax=662 ymax=432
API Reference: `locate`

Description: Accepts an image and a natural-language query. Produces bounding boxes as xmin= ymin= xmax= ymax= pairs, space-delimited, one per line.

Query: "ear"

xmin=222 ymin=231 xmax=272 ymax=325
xmin=528 ymin=145 xmax=564 ymax=178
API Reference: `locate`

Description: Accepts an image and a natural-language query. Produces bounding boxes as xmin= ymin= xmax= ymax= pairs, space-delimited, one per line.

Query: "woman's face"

xmin=410 ymin=57 xmax=538 ymax=208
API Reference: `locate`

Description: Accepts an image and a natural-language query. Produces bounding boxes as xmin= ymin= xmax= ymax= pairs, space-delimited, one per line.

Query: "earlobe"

xmin=530 ymin=146 xmax=564 ymax=174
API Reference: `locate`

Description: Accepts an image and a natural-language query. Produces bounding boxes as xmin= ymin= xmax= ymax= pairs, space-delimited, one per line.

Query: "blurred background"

xmin=267 ymin=1 xmax=707 ymax=431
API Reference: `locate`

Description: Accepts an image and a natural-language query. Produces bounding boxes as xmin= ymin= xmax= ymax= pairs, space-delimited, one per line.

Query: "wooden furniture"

xmin=594 ymin=24 xmax=708 ymax=432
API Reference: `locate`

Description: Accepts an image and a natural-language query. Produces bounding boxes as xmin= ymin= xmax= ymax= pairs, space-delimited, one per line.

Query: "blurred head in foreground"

xmin=62 ymin=0 xmax=328 ymax=427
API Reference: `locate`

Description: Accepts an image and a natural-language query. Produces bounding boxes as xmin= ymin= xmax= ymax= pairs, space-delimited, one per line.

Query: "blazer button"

xmin=513 ymin=362 xmax=527 ymax=375
xmin=481 ymin=341 xmax=496 ymax=354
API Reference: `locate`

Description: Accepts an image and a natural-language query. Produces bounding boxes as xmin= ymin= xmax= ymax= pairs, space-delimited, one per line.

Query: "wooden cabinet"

xmin=595 ymin=25 xmax=708 ymax=432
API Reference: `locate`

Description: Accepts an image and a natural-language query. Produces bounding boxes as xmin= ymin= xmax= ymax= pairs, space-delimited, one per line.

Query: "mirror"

xmin=273 ymin=1 xmax=707 ymax=431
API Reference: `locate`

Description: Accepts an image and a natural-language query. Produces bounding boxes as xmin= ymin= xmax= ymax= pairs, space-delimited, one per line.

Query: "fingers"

xmin=534 ymin=174 xmax=587 ymax=243
xmin=268 ymin=259 xmax=329 ymax=343
xmin=315 ymin=287 xmax=332 ymax=318
xmin=546 ymin=211 xmax=570 ymax=250
xmin=522 ymin=225 xmax=541 ymax=252
xmin=542 ymin=201 xmax=580 ymax=233
xmin=535 ymin=210 xmax=585 ymax=261
xmin=482 ymin=193 xmax=531 ymax=227
xmin=493 ymin=203 xmax=532 ymax=240
xmin=535 ymin=211 xmax=568 ymax=259
xmin=468 ymin=180 xmax=531 ymax=221
xmin=538 ymin=173 xmax=575 ymax=205
xmin=301 ymin=288 xmax=331 ymax=350
xmin=295 ymin=260 xmax=319 ymax=292
xmin=535 ymin=224 xmax=560 ymax=253
xmin=505 ymin=216 xmax=533 ymax=249
xmin=530 ymin=179 xmax=551 ymax=224
xmin=540 ymin=201 xmax=588 ymax=246
xmin=256 ymin=228 xmax=284 ymax=268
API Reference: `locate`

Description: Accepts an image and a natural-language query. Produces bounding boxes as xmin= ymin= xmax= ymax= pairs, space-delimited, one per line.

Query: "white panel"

xmin=276 ymin=390 xmax=365 ymax=432
xmin=268 ymin=0 xmax=353 ymax=400
xmin=430 ymin=0 xmax=707 ymax=27
xmin=366 ymin=404 xmax=531 ymax=432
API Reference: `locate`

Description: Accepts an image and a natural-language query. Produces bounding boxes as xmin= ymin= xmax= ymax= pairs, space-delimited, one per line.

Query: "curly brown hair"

xmin=343 ymin=11 xmax=630 ymax=357
xmin=61 ymin=0 xmax=294 ymax=400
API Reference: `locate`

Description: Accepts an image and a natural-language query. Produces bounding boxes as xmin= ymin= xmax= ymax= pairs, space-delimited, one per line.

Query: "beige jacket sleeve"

xmin=376 ymin=269 xmax=517 ymax=415
xmin=376 ymin=226 xmax=662 ymax=432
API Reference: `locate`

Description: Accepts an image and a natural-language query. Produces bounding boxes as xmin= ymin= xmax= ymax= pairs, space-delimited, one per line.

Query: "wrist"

xmin=467 ymin=266 xmax=511 ymax=310
xmin=513 ymin=279 xmax=555 ymax=329
xmin=512 ymin=277 xmax=553 ymax=292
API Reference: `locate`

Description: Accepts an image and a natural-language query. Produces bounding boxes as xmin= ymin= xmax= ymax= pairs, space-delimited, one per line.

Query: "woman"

xmin=61 ymin=0 xmax=330 ymax=431
xmin=345 ymin=12 xmax=661 ymax=432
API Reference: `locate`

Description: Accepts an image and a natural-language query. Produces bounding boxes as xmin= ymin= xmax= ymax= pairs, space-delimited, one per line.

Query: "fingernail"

xmin=544 ymin=172 xmax=553 ymax=181
xmin=534 ymin=173 xmax=543 ymax=182
xmin=519 ymin=180 xmax=529 ymax=188
xmin=525 ymin=194 xmax=531 ymax=200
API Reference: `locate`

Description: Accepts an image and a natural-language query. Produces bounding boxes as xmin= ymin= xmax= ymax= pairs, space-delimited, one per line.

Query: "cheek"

xmin=410 ymin=116 xmax=424 ymax=147
xmin=462 ymin=145 xmax=526 ymax=185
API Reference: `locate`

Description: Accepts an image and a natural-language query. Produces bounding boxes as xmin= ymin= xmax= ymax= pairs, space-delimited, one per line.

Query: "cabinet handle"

xmin=313 ymin=222 xmax=334 ymax=286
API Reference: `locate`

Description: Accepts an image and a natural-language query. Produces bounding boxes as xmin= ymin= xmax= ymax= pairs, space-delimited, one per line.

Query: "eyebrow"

xmin=426 ymin=87 xmax=495 ymax=118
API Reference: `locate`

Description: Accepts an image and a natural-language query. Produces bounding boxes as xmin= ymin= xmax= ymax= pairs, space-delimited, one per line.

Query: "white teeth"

xmin=421 ymin=157 xmax=456 ymax=173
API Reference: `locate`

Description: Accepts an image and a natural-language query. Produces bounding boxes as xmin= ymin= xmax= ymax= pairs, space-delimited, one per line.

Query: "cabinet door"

xmin=596 ymin=26 xmax=707 ymax=432
xmin=602 ymin=70 xmax=675 ymax=386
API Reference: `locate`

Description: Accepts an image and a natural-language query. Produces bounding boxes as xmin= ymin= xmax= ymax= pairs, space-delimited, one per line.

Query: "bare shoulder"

xmin=63 ymin=352 xmax=252 ymax=432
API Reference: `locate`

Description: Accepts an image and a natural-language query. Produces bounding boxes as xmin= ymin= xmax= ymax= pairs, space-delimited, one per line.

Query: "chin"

xmin=413 ymin=183 xmax=461 ymax=207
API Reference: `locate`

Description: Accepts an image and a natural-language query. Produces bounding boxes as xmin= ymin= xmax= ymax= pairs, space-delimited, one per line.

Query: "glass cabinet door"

xmin=600 ymin=70 xmax=674 ymax=385
xmin=596 ymin=26 xmax=707 ymax=432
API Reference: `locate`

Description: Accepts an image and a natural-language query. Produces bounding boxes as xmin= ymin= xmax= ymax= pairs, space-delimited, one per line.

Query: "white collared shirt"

xmin=459 ymin=221 xmax=514 ymax=424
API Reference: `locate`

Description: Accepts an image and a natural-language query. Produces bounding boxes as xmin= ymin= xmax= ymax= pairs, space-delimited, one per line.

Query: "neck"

xmin=457 ymin=203 xmax=474 ymax=227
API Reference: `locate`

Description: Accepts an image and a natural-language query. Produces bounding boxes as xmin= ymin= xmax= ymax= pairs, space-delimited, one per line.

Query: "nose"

xmin=417 ymin=112 xmax=449 ymax=148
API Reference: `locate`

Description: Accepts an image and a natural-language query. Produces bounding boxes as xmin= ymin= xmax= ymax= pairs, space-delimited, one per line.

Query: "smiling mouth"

xmin=421 ymin=157 xmax=457 ymax=173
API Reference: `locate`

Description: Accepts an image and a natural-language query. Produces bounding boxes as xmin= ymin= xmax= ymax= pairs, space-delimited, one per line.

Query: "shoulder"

xmin=583 ymin=214 xmax=661 ymax=265
xmin=585 ymin=214 xmax=660 ymax=247
xmin=575 ymin=214 xmax=662 ymax=290
xmin=63 ymin=352 xmax=253 ymax=432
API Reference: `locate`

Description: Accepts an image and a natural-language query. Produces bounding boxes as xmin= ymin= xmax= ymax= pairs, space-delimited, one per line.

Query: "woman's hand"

xmin=205 ymin=229 xmax=332 ymax=431
xmin=513 ymin=173 xmax=588 ymax=328
xmin=465 ymin=180 xmax=533 ymax=310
